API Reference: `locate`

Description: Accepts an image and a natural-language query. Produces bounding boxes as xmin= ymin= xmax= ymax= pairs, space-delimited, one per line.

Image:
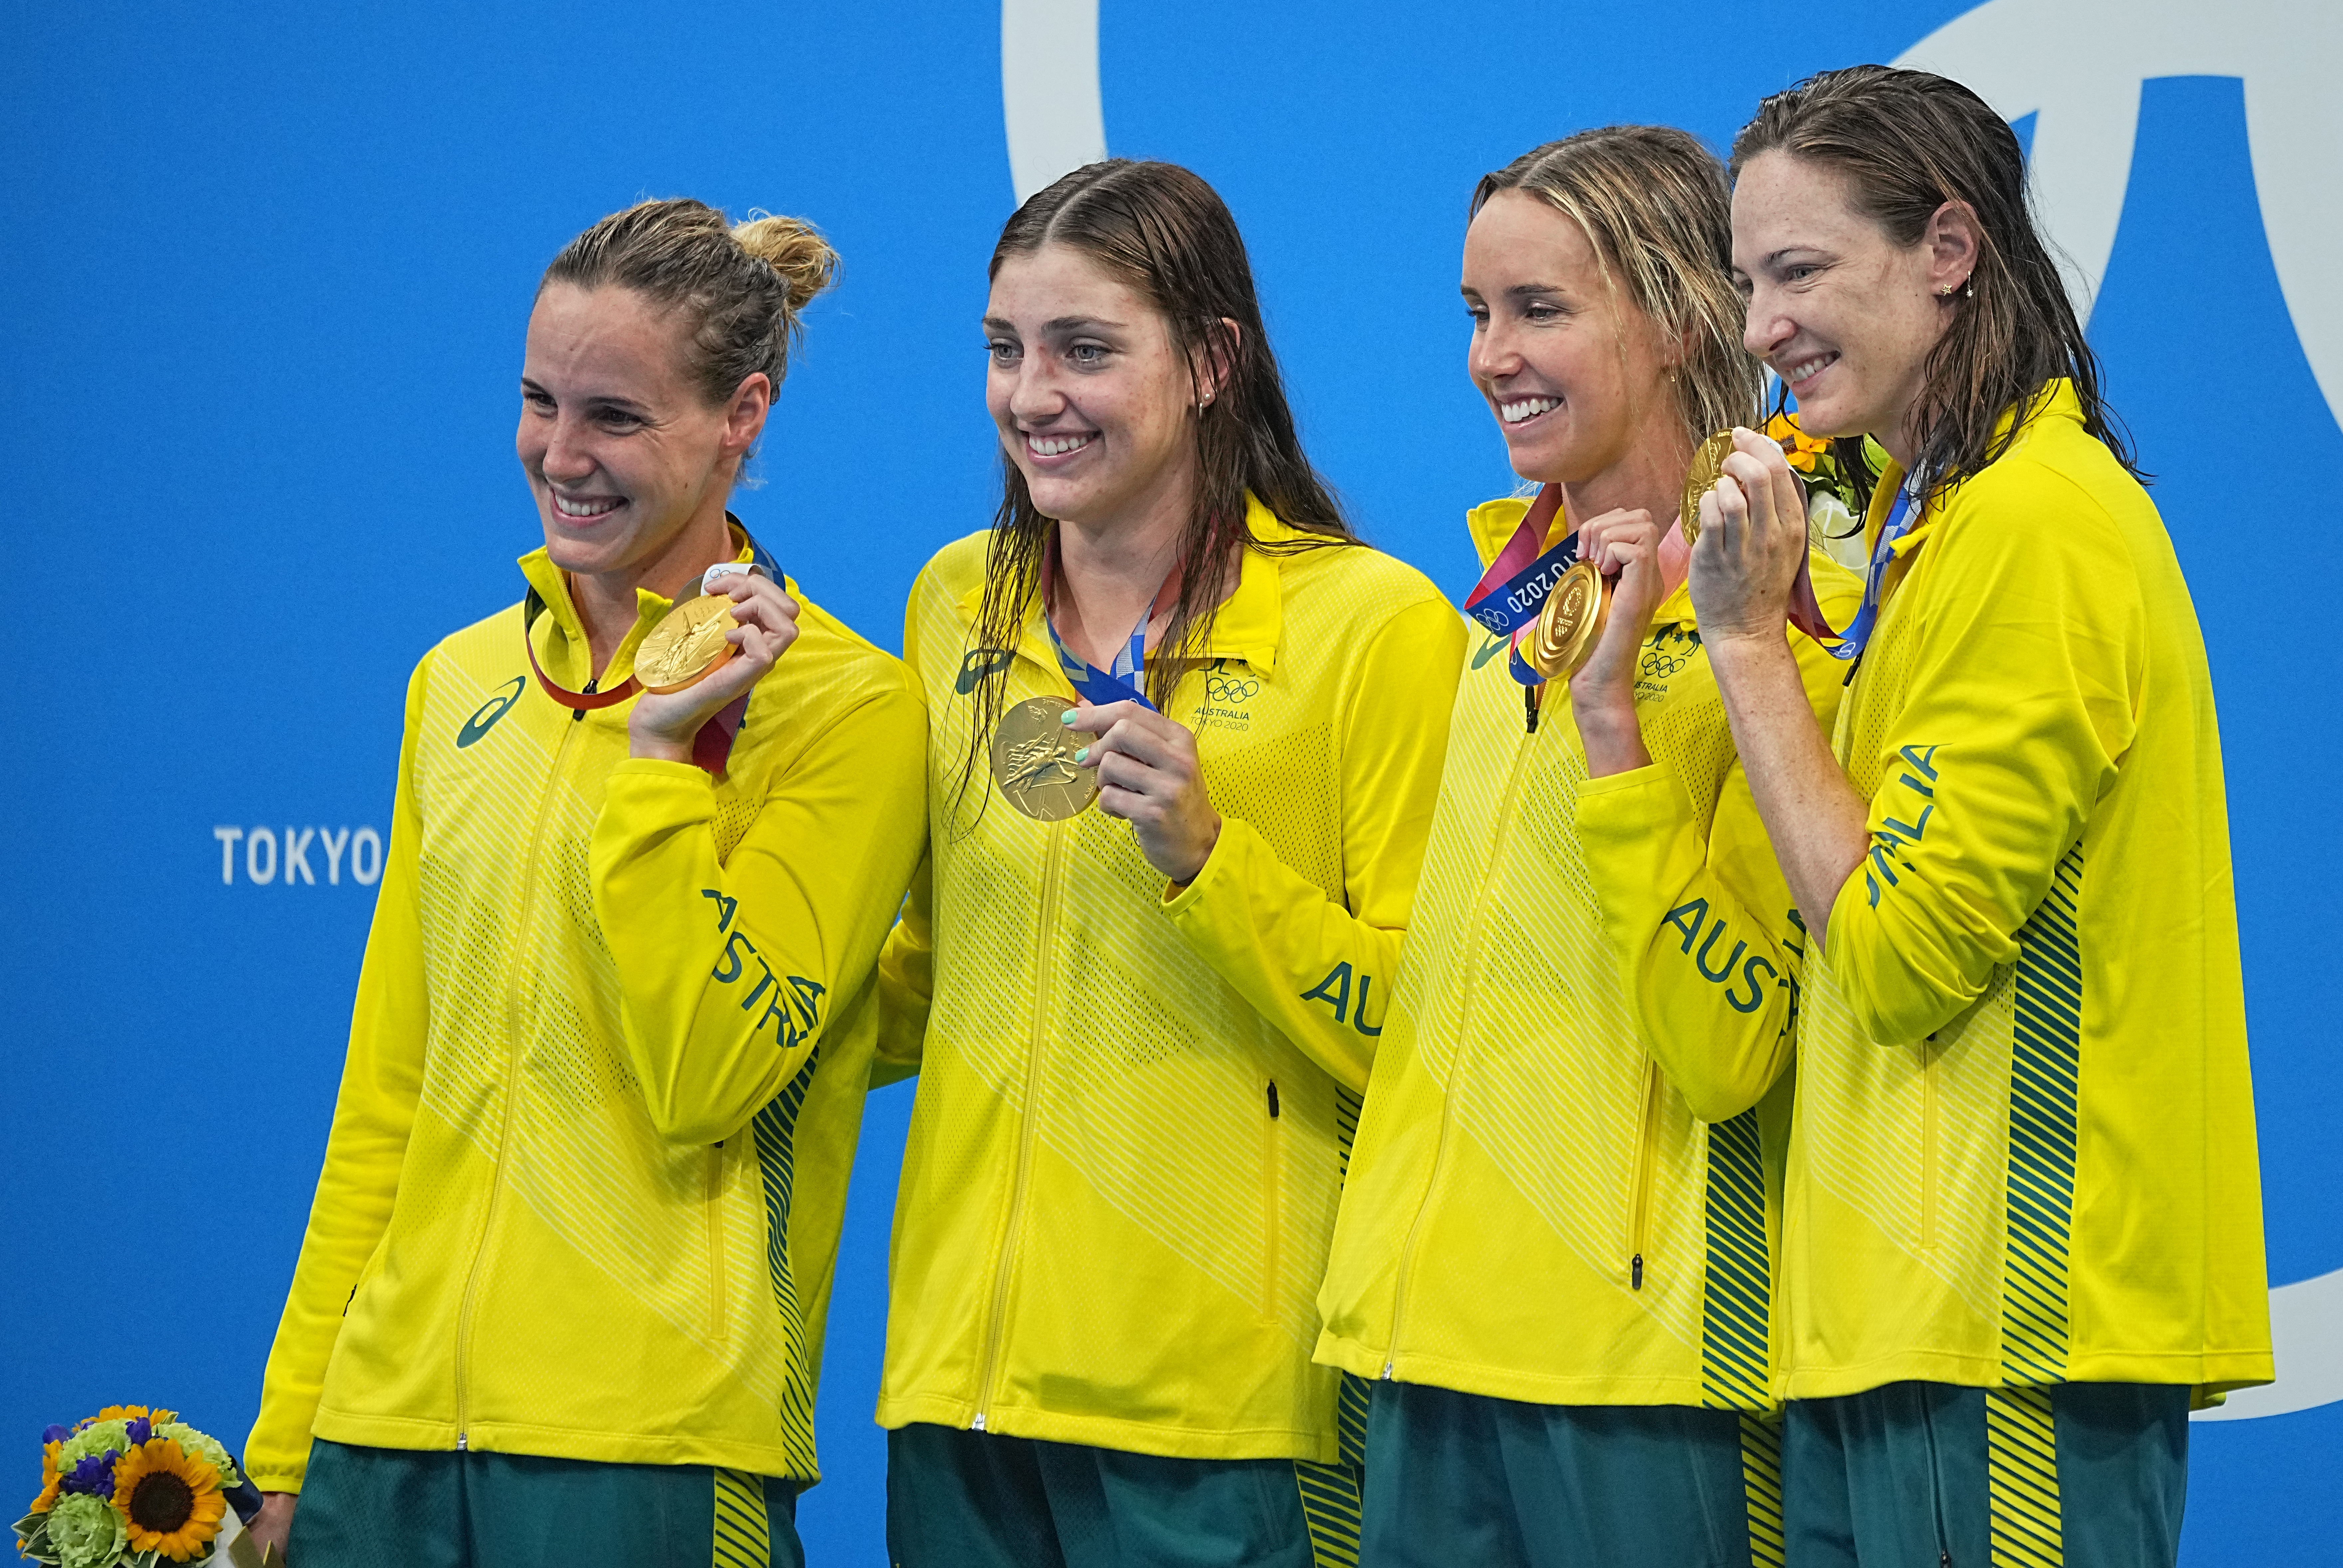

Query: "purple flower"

xmin=42 ymin=1424 xmax=69 ymax=1445
xmin=124 ymin=1417 xmax=152 ymax=1445
xmin=61 ymin=1450 xmax=118 ymax=1497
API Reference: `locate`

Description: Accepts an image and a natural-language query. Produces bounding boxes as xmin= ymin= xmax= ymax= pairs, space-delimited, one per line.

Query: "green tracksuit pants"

xmin=1783 ymin=1381 xmax=2189 ymax=1568
xmin=885 ymin=1422 xmax=1362 ymax=1568
xmin=286 ymin=1437 xmax=802 ymax=1568
xmin=1357 ymin=1380 xmax=1776 ymax=1568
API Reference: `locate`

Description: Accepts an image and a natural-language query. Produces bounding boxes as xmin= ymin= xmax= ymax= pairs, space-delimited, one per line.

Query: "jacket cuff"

xmin=601 ymin=757 xmax=716 ymax=821
xmin=1575 ymin=761 xmax=1696 ymax=842
xmin=1161 ymin=814 xmax=1257 ymax=925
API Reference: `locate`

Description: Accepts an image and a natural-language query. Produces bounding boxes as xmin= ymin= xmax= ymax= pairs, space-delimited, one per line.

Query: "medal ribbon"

xmin=1460 ymin=484 xmax=1585 ymax=687
xmin=519 ymin=520 xmax=780 ymax=778
xmin=1041 ymin=531 xmax=1179 ymax=714
xmin=1805 ymin=482 xmax=1921 ymax=662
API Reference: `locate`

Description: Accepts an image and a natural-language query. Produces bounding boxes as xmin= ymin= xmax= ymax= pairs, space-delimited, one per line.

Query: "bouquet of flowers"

xmin=17 ymin=1408 xmax=265 ymax=1568
xmin=1764 ymin=409 xmax=1870 ymax=572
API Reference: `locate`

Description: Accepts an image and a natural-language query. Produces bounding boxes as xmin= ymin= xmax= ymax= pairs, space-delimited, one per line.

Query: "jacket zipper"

xmin=1627 ymin=1061 xmax=1663 ymax=1289
xmin=452 ymin=706 xmax=582 ymax=1449
xmin=972 ymin=821 xmax=1066 ymax=1431
xmin=1920 ymin=1037 xmax=1940 ymax=1251
xmin=1384 ymin=731 xmax=1537 ymax=1374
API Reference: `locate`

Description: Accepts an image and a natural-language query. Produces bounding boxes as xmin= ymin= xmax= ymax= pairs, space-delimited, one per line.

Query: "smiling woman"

xmin=238 ymin=198 xmax=928 ymax=1568
xmin=1688 ymin=67 xmax=2274 ymax=1568
xmin=871 ymin=159 xmax=1465 ymax=1568
xmin=1310 ymin=125 xmax=1859 ymax=1568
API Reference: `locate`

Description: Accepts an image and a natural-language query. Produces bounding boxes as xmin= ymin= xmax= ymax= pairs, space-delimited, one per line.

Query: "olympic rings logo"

xmin=1641 ymin=648 xmax=1693 ymax=679
xmin=1205 ymin=674 xmax=1259 ymax=703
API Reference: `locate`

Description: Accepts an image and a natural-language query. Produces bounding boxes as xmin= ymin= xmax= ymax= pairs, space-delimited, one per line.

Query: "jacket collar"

xmin=1864 ymin=377 xmax=2082 ymax=556
xmin=958 ymin=493 xmax=1292 ymax=680
xmin=1462 ymin=491 xmax=1698 ymax=634
xmin=517 ymin=523 xmax=758 ymax=688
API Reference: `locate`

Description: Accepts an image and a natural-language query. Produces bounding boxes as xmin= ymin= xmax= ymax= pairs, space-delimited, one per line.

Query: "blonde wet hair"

xmin=1473 ymin=125 xmax=1761 ymax=448
xmin=541 ymin=197 xmax=838 ymax=406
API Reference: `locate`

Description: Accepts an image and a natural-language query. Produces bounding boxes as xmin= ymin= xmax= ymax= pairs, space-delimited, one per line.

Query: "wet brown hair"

xmin=1731 ymin=65 xmax=2139 ymax=499
xmin=1473 ymin=125 xmax=1763 ymax=453
xmin=541 ymin=197 xmax=838 ymax=411
xmin=962 ymin=159 xmax=1353 ymax=801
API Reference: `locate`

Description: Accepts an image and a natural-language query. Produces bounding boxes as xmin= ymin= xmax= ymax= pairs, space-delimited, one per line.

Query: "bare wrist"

xmin=1569 ymin=690 xmax=1640 ymax=745
xmin=629 ymin=731 xmax=695 ymax=764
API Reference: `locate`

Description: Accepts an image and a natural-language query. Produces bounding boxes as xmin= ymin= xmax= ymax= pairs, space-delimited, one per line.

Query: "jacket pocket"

xmin=1261 ymin=1077 xmax=1283 ymax=1320
xmin=1919 ymin=1038 xmax=1939 ymax=1253
xmin=1626 ymin=1061 xmax=1663 ymax=1290
xmin=707 ymin=1138 xmax=729 ymax=1342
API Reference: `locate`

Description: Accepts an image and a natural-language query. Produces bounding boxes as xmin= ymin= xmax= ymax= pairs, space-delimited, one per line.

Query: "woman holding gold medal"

xmin=1312 ymin=127 xmax=1858 ymax=1568
xmin=873 ymin=159 xmax=1464 ymax=1567
xmin=1683 ymin=67 xmax=2270 ymax=1567
xmin=242 ymin=199 xmax=926 ymax=1567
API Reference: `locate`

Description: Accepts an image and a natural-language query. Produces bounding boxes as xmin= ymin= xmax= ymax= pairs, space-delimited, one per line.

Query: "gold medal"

xmin=635 ymin=594 xmax=738 ymax=694
xmin=1680 ymin=429 xmax=1736 ymax=545
xmin=1525 ymin=559 xmax=1610 ymax=680
xmin=990 ymin=695 xmax=1098 ymax=822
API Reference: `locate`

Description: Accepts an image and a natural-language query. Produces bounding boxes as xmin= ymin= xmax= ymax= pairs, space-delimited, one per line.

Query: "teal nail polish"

xmin=1073 ymin=746 xmax=1090 ymax=763
xmin=1061 ymin=709 xmax=1078 ymax=723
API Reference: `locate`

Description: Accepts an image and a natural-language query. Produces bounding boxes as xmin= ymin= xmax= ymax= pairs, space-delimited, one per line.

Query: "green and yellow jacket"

xmin=1316 ymin=494 xmax=1856 ymax=1409
xmin=247 ymin=535 xmax=925 ymax=1489
xmin=1784 ymin=382 xmax=2271 ymax=1401
xmin=1591 ymin=383 xmax=2273 ymax=1403
xmin=875 ymin=499 xmax=1466 ymax=1461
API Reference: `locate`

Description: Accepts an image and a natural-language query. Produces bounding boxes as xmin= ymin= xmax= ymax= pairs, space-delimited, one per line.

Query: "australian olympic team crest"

xmin=1196 ymin=660 xmax=1259 ymax=732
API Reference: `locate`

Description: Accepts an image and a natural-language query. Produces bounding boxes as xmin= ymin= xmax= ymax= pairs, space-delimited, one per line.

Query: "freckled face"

xmin=1462 ymin=189 xmax=1673 ymax=486
xmin=517 ymin=283 xmax=746 ymax=579
xmin=1732 ymin=150 xmax=1947 ymax=444
xmin=983 ymin=244 xmax=1198 ymax=527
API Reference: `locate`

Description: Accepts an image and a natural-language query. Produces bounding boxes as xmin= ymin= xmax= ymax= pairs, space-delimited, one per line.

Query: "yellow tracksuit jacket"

xmin=1316 ymin=496 xmax=1856 ymax=1409
xmin=875 ymin=498 xmax=1466 ymax=1461
xmin=246 ymin=539 xmax=925 ymax=1490
xmin=1604 ymin=382 xmax=2271 ymax=1402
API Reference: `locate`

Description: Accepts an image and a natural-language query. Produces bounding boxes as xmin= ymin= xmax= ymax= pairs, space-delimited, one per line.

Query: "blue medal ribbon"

xmin=1041 ymin=533 xmax=1177 ymax=714
xmin=1460 ymin=484 xmax=1582 ymax=687
xmin=1821 ymin=482 xmax=1923 ymax=663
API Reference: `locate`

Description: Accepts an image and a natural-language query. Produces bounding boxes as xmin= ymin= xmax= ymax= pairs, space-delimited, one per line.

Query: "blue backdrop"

xmin=3 ymin=2 xmax=2336 ymax=1562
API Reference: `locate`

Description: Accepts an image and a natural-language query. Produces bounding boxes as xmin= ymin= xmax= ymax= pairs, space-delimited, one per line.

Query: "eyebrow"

xmin=1505 ymin=283 xmax=1569 ymax=298
xmin=979 ymin=314 xmax=1127 ymax=334
xmin=519 ymin=377 xmax=650 ymax=412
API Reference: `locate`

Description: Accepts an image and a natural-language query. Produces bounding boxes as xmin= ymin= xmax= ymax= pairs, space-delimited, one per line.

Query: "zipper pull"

xmin=1382 ymin=1360 xmax=1395 ymax=1380
xmin=575 ymin=676 xmax=597 ymax=721
xmin=1524 ymin=683 xmax=1540 ymax=733
xmin=1631 ymin=1254 xmax=1644 ymax=1290
xmin=971 ymin=1413 xmax=987 ymax=1432
xmin=1266 ymin=1081 xmax=1280 ymax=1119
xmin=456 ymin=1432 xmax=469 ymax=1451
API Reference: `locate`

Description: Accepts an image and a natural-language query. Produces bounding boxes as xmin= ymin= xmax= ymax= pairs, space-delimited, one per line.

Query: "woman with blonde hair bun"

xmin=240 ymin=197 xmax=927 ymax=1567
xmin=1314 ymin=125 xmax=1857 ymax=1566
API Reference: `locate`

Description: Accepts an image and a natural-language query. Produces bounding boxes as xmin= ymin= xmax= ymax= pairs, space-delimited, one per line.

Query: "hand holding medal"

xmin=1065 ymin=699 xmax=1222 ymax=884
xmin=1685 ymin=426 xmax=1829 ymax=646
xmin=628 ymin=563 xmax=800 ymax=764
xmin=1563 ymin=507 xmax=1675 ymax=693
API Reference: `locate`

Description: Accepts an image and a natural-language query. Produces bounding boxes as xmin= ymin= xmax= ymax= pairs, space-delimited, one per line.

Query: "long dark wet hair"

xmin=1733 ymin=65 xmax=2142 ymax=504
xmin=959 ymin=159 xmax=1353 ymax=809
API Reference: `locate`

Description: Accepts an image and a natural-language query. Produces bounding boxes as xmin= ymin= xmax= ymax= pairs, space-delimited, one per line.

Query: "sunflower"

xmin=1764 ymin=410 xmax=1831 ymax=473
xmin=111 ymin=1437 xmax=225 ymax=1562
xmin=29 ymin=1437 xmax=62 ymax=1514
xmin=81 ymin=1405 xmax=173 ymax=1430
